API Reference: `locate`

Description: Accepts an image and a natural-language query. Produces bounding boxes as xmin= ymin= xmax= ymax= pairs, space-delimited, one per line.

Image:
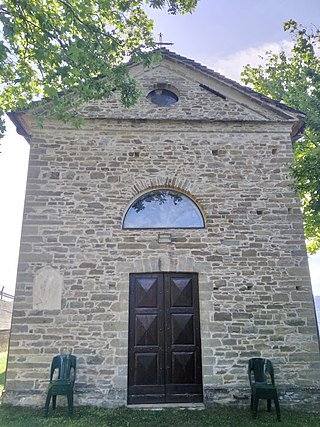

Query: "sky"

xmin=0 ymin=0 xmax=320 ymax=296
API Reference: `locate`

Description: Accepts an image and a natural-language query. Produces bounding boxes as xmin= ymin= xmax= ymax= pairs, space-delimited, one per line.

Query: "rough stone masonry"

xmin=3 ymin=50 xmax=320 ymax=408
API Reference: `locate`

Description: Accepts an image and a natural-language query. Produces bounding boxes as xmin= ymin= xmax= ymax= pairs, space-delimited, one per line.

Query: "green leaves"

xmin=242 ymin=21 xmax=320 ymax=254
xmin=290 ymin=145 xmax=320 ymax=254
xmin=0 ymin=0 xmax=197 ymax=138
xmin=148 ymin=1 xmax=199 ymax=14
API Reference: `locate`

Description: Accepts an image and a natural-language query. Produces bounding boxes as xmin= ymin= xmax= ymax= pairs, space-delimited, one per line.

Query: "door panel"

xmin=171 ymin=314 xmax=194 ymax=345
xmin=170 ymin=276 xmax=193 ymax=307
xmin=165 ymin=273 xmax=203 ymax=403
xmin=128 ymin=274 xmax=165 ymax=403
xmin=135 ymin=314 xmax=158 ymax=346
xmin=172 ymin=352 xmax=195 ymax=383
xmin=128 ymin=272 xmax=202 ymax=404
xmin=134 ymin=353 xmax=159 ymax=384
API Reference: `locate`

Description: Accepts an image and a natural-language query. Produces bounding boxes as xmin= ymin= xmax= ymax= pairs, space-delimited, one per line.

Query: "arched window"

xmin=146 ymin=83 xmax=179 ymax=107
xmin=123 ymin=189 xmax=205 ymax=229
xmin=147 ymin=88 xmax=178 ymax=106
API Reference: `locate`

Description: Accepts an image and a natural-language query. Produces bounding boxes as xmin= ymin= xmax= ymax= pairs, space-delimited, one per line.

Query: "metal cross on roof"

xmin=155 ymin=32 xmax=174 ymax=47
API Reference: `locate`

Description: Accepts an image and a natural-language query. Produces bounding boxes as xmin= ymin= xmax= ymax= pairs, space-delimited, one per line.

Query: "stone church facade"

xmin=4 ymin=50 xmax=320 ymax=408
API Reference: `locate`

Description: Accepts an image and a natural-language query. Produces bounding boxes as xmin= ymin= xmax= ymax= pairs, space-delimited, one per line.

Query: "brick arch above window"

xmin=122 ymin=188 xmax=205 ymax=229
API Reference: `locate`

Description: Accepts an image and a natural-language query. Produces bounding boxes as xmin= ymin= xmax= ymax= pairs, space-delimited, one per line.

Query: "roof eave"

xmin=291 ymin=115 xmax=306 ymax=143
xmin=7 ymin=112 xmax=31 ymax=143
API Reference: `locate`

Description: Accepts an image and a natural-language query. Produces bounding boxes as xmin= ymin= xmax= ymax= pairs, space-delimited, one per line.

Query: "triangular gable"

xmin=78 ymin=48 xmax=305 ymax=133
xmin=77 ymin=61 xmax=274 ymax=122
xmin=9 ymin=48 xmax=305 ymax=141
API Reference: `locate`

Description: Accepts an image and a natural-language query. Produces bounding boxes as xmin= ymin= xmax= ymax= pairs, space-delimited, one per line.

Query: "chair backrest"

xmin=50 ymin=354 xmax=77 ymax=383
xmin=248 ymin=357 xmax=275 ymax=386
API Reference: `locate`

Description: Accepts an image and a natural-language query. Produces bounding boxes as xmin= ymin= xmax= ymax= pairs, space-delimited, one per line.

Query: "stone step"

xmin=128 ymin=403 xmax=205 ymax=410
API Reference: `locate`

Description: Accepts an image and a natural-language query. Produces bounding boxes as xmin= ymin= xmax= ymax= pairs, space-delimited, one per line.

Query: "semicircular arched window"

xmin=123 ymin=189 xmax=205 ymax=229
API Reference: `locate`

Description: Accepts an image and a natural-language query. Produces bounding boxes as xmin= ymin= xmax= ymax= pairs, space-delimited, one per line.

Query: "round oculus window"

xmin=147 ymin=88 xmax=178 ymax=106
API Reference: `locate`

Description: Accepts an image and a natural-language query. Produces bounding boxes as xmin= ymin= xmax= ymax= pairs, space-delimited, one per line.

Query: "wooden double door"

xmin=128 ymin=272 xmax=203 ymax=404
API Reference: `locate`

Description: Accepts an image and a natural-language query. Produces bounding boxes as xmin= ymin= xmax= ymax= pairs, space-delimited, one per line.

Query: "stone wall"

xmin=3 ymin=117 xmax=319 ymax=408
xmin=0 ymin=299 xmax=13 ymax=330
xmin=0 ymin=300 xmax=13 ymax=353
xmin=0 ymin=330 xmax=10 ymax=352
xmin=3 ymin=58 xmax=320 ymax=408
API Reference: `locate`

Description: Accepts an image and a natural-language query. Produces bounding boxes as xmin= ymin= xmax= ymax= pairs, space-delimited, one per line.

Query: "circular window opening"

xmin=147 ymin=88 xmax=179 ymax=106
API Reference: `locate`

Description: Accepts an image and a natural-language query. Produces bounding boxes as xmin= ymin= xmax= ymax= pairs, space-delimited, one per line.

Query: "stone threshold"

xmin=128 ymin=403 xmax=205 ymax=410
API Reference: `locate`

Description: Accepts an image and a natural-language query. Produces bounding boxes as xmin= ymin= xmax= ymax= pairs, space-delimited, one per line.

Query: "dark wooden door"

xmin=128 ymin=272 xmax=203 ymax=404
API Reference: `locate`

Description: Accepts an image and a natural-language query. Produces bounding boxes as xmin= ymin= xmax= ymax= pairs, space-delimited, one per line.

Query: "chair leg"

xmin=67 ymin=391 xmax=74 ymax=415
xmin=274 ymin=394 xmax=281 ymax=422
xmin=267 ymin=399 xmax=272 ymax=412
xmin=252 ymin=397 xmax=259 ymax=419
xmin=44 ymin=389 xmax=52 ymax=417
xmin=52 ymin=395 xmax=57 ymax=410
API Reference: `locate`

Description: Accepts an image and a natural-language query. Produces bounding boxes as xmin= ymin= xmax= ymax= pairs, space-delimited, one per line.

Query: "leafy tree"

xmin=241 ymin=20 xmax=320 ymax=254
xmin=0 ymin=0 xmax=199 ymax=135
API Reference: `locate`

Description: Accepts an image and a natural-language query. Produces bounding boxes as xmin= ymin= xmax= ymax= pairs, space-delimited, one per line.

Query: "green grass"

xmin=0 ymin=351 xmax=7 ymax=396
xmin=0 ymin=405 xmax=319 ymax=427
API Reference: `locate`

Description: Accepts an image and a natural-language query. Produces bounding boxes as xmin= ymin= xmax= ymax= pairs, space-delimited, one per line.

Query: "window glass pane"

xmin=123 ymin=190 xmax=204 ymax=229
xmin=147 ymin=89 xmax=178 ymax=106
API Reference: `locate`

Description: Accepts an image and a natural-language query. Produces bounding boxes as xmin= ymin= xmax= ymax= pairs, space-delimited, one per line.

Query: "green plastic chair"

xmin=248 ymin=357 xmax=281 ymax=422
xmin=44 ymin=353 xmax=76 ymax=416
